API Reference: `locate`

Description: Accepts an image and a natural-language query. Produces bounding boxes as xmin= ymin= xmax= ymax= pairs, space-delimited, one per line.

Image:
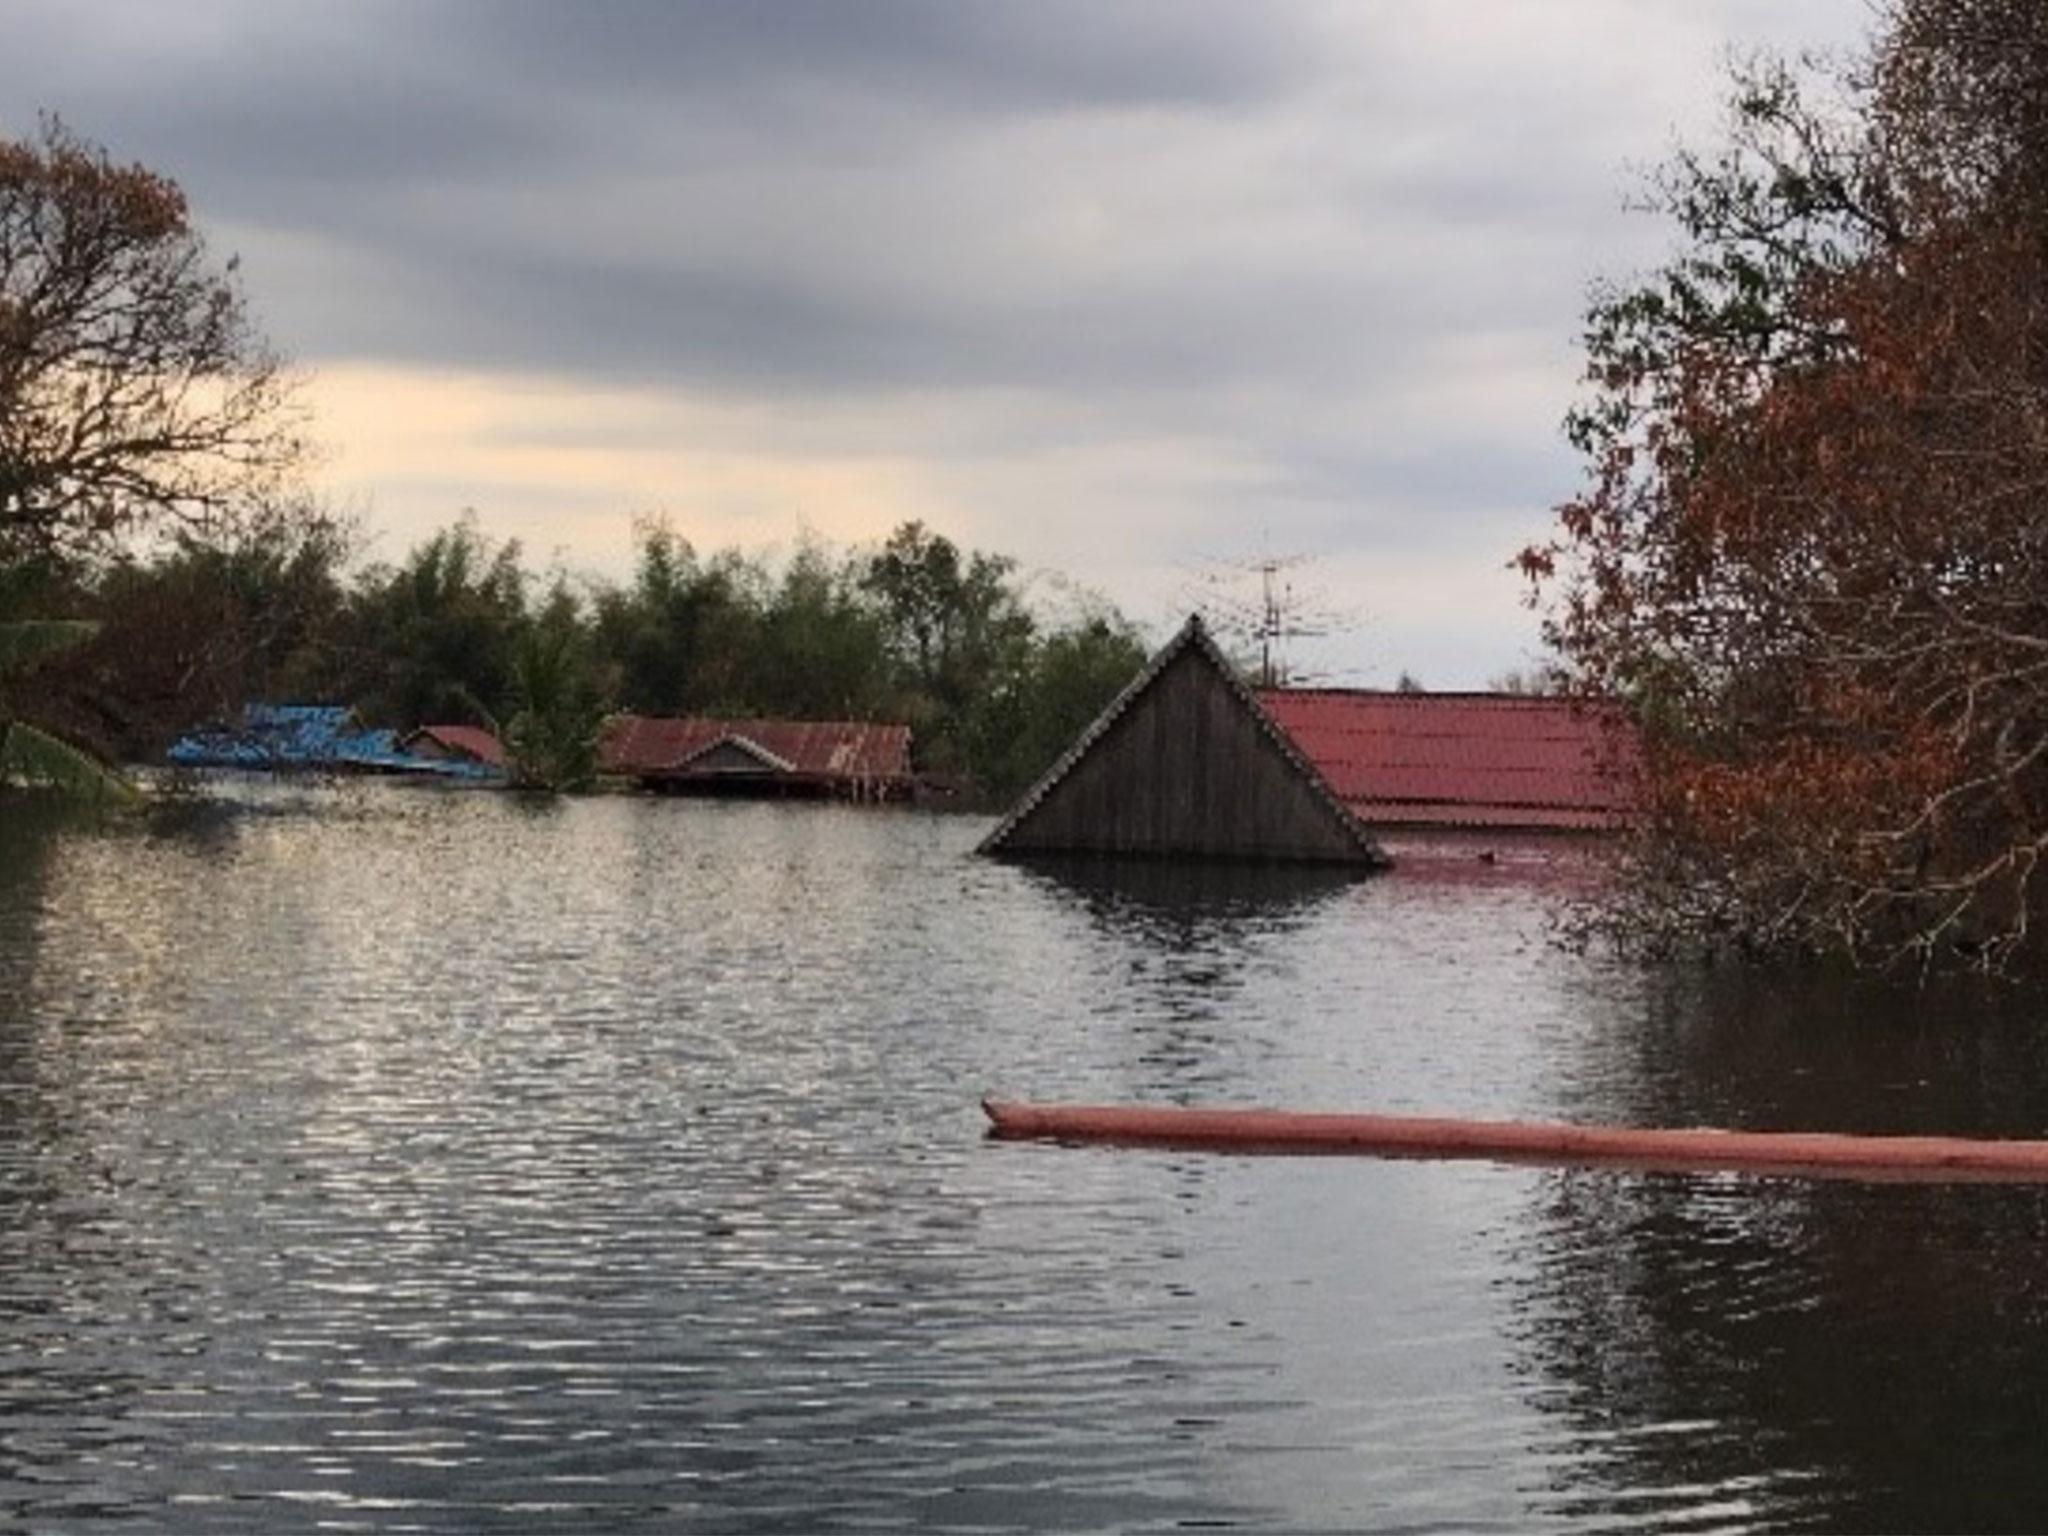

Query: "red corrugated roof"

xmin=408 ymin=724 xmax=507 ymax=767
xmin=601 ymin=716 xmax=913 ymax=784
xmin=1255 ymin=690 xmax=1638 ymax=831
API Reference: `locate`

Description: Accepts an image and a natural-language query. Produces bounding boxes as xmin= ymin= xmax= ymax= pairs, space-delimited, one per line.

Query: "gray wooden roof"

xmin=977 ymin=613 xmax=1385 ymax=865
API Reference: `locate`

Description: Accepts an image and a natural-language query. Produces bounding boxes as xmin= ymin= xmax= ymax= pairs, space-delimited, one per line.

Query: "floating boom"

xmin=981 ymin=1098 xmax=2048 ymax=1183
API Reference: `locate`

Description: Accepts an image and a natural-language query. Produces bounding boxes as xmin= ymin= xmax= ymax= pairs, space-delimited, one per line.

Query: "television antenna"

xmin=1179 ymin=547 xmax=1366 ymax=687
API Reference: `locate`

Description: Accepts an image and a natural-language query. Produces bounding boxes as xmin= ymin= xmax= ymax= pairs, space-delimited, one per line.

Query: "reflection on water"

xmin=1508 ymin=1172 xmax=2048 ymax=1532
xmin=1017 ymin=858 xmax=1358 ymax=1100
xmin=0 ymin=807 xmax=58 ymax=1021
xmin=1505 ymin=961 xmax=2048 ymax=1532
xmin=4 ymin=785 xmax=2048 ymax=1530
xmin=1552 ymin=959 xmax=2048 ymax=1137
xmin=1016 ymin=853 xmax=1364 ymax=924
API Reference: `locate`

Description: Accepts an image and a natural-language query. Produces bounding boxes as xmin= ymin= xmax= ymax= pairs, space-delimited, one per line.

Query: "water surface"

xmin=3 ymin=785 xmax=2048 ymax=1531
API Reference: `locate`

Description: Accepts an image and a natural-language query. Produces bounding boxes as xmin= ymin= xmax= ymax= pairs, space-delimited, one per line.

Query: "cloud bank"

xmin=2 ymin=0 xmax=1870 ymax=681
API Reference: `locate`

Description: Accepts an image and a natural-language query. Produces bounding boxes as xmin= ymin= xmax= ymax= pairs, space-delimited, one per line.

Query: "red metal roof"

xmin=601 ymin=715 xmax=913 ymax=785
xmin=406 ymin=724 xmax=507 ymax=767
xmin=1255 ymin=690 xmax=1638 ymax=831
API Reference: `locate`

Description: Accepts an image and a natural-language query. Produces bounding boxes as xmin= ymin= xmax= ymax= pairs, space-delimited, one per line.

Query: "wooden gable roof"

xmin=978 ymin=615 xmax=1386 ymax=867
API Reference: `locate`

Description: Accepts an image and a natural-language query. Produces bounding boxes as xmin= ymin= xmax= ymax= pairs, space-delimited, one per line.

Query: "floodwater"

xmin=4 ymin=784 xmax=2048 ymax=1533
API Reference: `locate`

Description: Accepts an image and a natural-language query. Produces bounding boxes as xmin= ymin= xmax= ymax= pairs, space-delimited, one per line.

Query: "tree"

xmin=1523 ymin=1 xmax=2048 ymax=971
xmin=56 ymin=501 xmax=354 ymax=755
xmin=0 ymin=619 xmax=135 ymax=802
xmin=861 ymin=520 xmax=1037 ymax=776
xmin=989 ymin=613 xmax=1149 ymax=792
xmin=1487 ymin=666 xmax=1564 ymax=697
xmin=583 ymin=516 xmax=1143 ymax=790
xmin=590 ymin=518 xmax=763 ymax=715
xmin=501 ymin=583 xmax=606 ymax=793
xmin=751 ymin=533 xmax=890 ymax=719
xmin=0 ymin=118 xmax=304 ymax=563
xmin=861 ymin=521 xmax=964 ymax=689
xmin=340 ymin=517 xmax=527 ymax=727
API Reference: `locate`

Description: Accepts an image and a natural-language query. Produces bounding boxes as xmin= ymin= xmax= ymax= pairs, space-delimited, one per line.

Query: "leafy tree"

xmin=1523 ymin=0 xmax=2048 ymax=971
xmin=989 ymin=613 xmax=1149 ymax=791
xmin=0 ymin=118 xmax=304 ymax=563
xmin=341 ymin=516 xmax=527 ymax=727
xmin=861 ymin=520 xmax=1036 ymax=776
xmin=58 ymin=502 xmax=353 ymax=754
xmin=0 ymin=619 xmax=134 ymax=802
xmin=590 ymin=518 xmax=763 ymax=714
xmin=861 ymin=521 xmax=963 ymax=689
xmin=579 ymin=517 xmax=1140 ymax=792
xmin=501 ymin=583 xmax=605 ymax=793
xmin=751 ymin=533 xmax=890 ymax=719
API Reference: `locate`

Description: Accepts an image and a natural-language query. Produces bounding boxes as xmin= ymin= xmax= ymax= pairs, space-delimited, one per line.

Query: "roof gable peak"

xmin=978 ymin=612 xmax=1385 ymax=864
xmin=672 ymin=731 xmax=799 ymax=774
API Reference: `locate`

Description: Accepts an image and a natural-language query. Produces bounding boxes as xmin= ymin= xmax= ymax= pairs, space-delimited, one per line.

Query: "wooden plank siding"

xmin=979 ymin=616 xmax=1386 ymax=867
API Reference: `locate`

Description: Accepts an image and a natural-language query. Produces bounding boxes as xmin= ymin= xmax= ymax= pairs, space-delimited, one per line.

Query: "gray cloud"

xmin=462 ymin=2 xmax=1317 ymax=113
xmin=0 ymin=0 xmax=1872 ymax=680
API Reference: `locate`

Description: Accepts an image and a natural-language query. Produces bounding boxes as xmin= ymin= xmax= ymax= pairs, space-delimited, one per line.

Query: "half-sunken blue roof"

xmin=167 ymin=704 xmax=501 ymax=780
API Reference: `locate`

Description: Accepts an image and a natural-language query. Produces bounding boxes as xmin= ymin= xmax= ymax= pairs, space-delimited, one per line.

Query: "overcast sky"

xmin=3 ymin=1 xmax=1872 ymax=684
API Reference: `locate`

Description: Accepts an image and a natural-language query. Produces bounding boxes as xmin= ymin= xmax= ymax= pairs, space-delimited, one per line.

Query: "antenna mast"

xmin=1179 ymin=547 xmax=1362 ymax=688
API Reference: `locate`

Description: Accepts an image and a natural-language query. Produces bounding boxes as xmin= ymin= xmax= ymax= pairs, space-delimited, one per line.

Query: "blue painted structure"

xmin=167 ymin=704 xmax=502 ymax=781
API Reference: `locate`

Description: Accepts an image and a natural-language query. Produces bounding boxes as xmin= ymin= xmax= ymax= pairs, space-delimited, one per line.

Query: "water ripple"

xmin=5 ymin=791 xmax=2048 ymax=1529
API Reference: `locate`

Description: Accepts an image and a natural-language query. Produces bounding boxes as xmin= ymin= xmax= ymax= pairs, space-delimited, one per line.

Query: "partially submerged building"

xmin=602 ymin=716 xmax=913 ymax=800
xmin=977 ymin=616 xmax=1388 ymax=867
xmin=168 ymin=704 xmax=364 ymax=770
xmin=1258 ymin=689 xmax=1636 ymax=832
xmin=167 ymin=705 xmax=504 ymax=781
xmin=398 ymin=724 xmax=508 ymax=773
xmin=978 ymin=614 xmax=1639 ymax=865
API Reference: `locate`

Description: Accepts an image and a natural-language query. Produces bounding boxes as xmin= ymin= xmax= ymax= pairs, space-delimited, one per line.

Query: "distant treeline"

xmin=1 ymin=510 xmax=1150 ymax=798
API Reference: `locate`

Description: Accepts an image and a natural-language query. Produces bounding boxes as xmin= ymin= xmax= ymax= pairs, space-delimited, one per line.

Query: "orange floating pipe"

xmin=981 ymin=1098 xmax=2048 ymax=1183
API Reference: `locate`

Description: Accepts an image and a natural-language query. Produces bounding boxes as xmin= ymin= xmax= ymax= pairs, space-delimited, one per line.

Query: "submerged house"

xmin=978 ymin=614 xmax=1640 ymax=865
xmin=167 ymin=705 xmax=503 ymax=781
xmin=601 ymin=716 xmax=914 ymax=800
xmin=1258 ymin=690 xmax=1636 ymax=832
xmin=978 ymin=616 xmax=1388 ymax=867
xmin=168 ymin=704 xmax=352 ymax=770
xmin=398 ymin=724 xmax=507 ymax=773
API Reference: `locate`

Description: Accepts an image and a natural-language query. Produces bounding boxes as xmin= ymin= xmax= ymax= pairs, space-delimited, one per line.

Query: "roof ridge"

xmin=606 ymin=712 xmax=908 ymax=733
xmin=1260 ymin=687 xmax=1612 ymax=706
